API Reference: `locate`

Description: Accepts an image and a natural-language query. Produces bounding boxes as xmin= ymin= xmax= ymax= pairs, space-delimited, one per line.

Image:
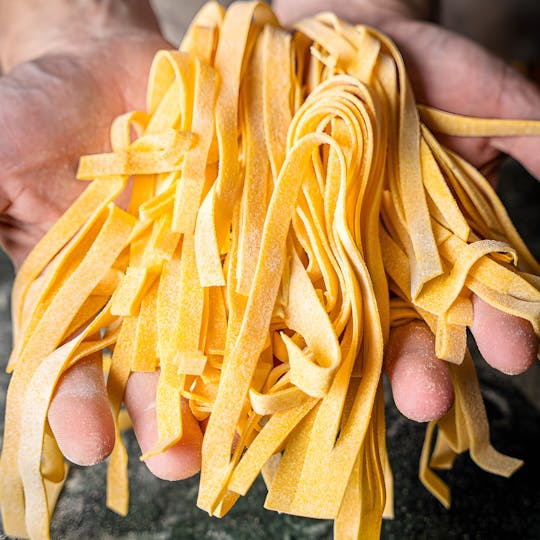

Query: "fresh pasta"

xmin=1 ymin=2 xmax=539 ymax=539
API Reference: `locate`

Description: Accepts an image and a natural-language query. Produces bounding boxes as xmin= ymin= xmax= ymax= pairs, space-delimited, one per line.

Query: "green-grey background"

xmin=1 ymin=0 xmax=540 ymax=538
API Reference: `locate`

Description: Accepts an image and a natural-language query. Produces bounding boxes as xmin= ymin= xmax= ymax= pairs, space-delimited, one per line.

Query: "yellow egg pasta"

xmin=1 ymin=2 xmax=539 ymax=539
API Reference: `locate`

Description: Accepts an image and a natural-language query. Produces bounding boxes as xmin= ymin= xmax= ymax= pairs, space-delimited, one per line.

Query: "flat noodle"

xmin=1 ymin=3 xmax=539 ymax=540
xmin=106 ymin=316 xmax=137 ymax=516
xmin=418 ymin=105 xmax=540 ymax=137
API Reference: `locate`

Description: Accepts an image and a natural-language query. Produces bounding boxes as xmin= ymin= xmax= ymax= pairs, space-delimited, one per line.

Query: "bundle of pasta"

xmin=1 ymin=2 xmax=539 ymax=539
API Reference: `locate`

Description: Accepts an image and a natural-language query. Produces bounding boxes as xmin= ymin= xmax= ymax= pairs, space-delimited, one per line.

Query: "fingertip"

xmin=48 ymin=355 xmax=115 ymax=466
xmin=385 ymin=322 xmax=454 ymax=423
xmin=124 ymin=371 xmax=203 ymax=481
xmin=48 ymin=396 xmax=116 ymax=466
xmin=142 ymin=420 xmax=203 ymax=481
xmin=471 ymin=296 xmax=538 ymax=375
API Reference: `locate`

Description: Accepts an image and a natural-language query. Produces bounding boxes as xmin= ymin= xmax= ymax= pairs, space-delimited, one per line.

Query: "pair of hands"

xmin=0 ymin=0 xmax=538 ymax=480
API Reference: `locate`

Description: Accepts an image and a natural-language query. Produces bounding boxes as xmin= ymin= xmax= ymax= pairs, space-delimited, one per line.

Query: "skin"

xmin=275 ymin=0 xmax=539 ymax=421
xmin=0 ymin=0 xmax=203 ymax=479
xmin=0 ymin=0 xmax=538 ymax=477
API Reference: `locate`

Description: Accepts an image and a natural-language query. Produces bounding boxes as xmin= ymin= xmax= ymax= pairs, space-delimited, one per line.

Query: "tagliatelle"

xmin=1 ymin=2 xmax=539 ymax=539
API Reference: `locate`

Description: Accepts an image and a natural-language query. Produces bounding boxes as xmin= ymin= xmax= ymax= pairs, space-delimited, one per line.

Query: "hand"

xmin=274 ymin=0 xmax=539 ymax=421
xmin=0 ymin=0 xmax=202 ymax=479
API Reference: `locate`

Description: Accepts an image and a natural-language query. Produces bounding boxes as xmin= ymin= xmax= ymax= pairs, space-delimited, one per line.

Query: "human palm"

xmin=379 ymin=17 xmax=540 ymax=178
xmin=0 ymin=13 xmax=203 ymax=478
xmin=368 ymin=15 xmax=539 ymax=418
xmin=275 ymin=0 xmax=539 ymax=419
xmin=0 ymin=34 xmax=165 ymax=266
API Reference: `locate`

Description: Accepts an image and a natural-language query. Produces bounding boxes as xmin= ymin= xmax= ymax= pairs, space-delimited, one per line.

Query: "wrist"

xmin=0 ymin=0 xmax=159 ymax=72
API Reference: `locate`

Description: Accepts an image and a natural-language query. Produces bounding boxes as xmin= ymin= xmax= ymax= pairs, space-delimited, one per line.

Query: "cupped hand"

xmin=3 ymin=2 xmax=539 ymax=481
xmin=375 ymin=16 xmax=539 ymax=422
xmin=274 ymin=0 xmax=540 ymax=422
xmin=0 ymin=2 xmax=202 ymax=479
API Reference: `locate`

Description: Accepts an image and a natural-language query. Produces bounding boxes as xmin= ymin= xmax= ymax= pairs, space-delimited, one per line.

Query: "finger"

xmin=47 ymin=353 xmax=115 ymax=466
xmin=470 ymin=295 xmax=538 ymax=375
xmin=123 ymin=371 xmax=203 ymax=481
xmin=490 ymin=72 xmax=540 ymax=180
xmin=385 ymin=321 xmax=455 ymax=422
